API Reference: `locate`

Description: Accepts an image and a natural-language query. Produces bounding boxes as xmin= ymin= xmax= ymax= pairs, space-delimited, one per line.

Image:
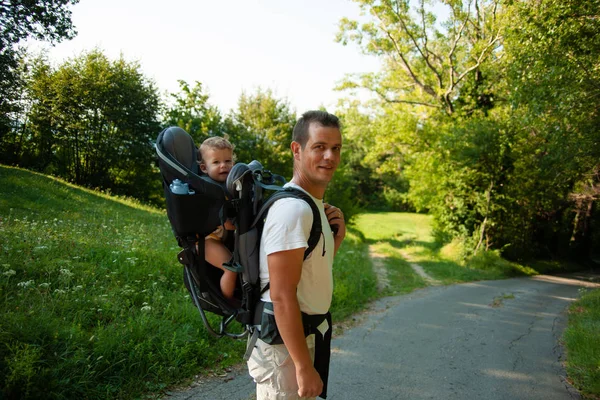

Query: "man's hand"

xmin=297 ymin=364 xmax=323 ymax=398
xmin=324 ymin=203 xmax=346 ymax=254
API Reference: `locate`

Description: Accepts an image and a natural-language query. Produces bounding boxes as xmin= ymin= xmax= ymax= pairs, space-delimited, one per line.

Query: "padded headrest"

xmin=160 ymin=127 xmax=199 ymax=175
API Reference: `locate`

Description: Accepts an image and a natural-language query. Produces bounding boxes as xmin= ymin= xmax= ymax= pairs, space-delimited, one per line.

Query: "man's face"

xmin=294 ymin=122 xmax=342 ymax=187
xmin=200 ymin=148 xmax=233 ymax=182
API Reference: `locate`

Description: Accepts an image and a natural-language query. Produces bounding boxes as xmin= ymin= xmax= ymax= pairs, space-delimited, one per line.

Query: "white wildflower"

xmin=3 ymin=269 xmax=16 ymax=277
xmin=39 ymin=282 xmax=51 ymax=288
xmin=59 ymin=268 xmax=73 ymax=277
xmin=17 ymin=280 xmax=34 ymax=288
xmin=140 ymin=305 xmax=152 ymax=312
xmin=54 ymin=289 xmax=66 ymax=294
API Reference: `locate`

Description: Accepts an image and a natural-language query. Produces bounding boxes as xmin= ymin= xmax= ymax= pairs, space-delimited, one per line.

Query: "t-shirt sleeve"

xmin=261 ymin=197 xmax=313 ymax=256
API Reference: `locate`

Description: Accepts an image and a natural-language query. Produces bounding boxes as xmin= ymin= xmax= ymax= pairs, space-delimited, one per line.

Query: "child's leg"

xmin=204 ymin=239 xmax=236 ymax=299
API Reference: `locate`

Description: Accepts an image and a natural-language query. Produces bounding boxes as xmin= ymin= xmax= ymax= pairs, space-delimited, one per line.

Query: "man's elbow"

xmin=270 ymin=287 xmax=298 ymax=306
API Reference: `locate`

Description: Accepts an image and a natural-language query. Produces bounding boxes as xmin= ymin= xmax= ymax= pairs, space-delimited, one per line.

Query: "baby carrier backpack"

xmin=155 ymin=126 xmax=322 ymax=340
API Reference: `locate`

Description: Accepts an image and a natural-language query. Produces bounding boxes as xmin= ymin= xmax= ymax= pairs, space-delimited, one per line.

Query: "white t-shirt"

xmin=259 ymin=183 xmax=334 ymax=315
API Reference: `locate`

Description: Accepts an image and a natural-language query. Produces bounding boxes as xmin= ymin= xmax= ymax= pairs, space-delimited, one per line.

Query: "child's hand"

xmin=224 ymin=220 xmax=235 ymax=231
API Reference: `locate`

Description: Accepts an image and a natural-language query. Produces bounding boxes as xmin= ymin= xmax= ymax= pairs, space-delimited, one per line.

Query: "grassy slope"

xmin=0 ymin=166 xmax=246 ymax=399
xmin=0 ymin=165 xmax=377 ymax=399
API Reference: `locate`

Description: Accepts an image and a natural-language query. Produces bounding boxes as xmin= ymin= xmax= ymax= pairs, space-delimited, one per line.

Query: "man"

xmin=247 ymin=110 xmax=346 ymax=399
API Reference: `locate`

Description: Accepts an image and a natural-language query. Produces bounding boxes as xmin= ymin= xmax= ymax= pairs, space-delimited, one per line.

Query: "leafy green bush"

xmin=468 ymin=250 xmax=537 ymax=276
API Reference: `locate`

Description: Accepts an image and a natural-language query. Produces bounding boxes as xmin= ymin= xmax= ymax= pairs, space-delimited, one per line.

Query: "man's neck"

xmin=290 ymin=177 xmax=326 ymax=200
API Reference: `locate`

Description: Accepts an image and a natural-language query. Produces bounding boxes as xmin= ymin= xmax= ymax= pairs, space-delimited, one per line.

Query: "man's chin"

xmin=316 ymin=170 xmax=336 ymax=182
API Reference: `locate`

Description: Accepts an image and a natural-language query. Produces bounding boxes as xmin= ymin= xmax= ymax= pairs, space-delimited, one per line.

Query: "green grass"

xmin=330 ymin=227 xmax=379 ymax=321
xmin=0 ymin=165 xmax=247 ymax=399
xmin=353 ymin=212 xmax=524 ymax=292
xmin=564 ymin=288 xmax=600 ymax=399
xmin=0 ymin=165 xmax=376 ymax=399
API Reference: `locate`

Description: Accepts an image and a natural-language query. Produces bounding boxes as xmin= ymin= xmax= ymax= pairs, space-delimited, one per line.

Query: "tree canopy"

xmin=335 ymin=0 xmax=599 ymax=260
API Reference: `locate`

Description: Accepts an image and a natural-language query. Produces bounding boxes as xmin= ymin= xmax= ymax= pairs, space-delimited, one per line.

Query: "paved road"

xmin=163 ymin=273 xmax=599 ymax=400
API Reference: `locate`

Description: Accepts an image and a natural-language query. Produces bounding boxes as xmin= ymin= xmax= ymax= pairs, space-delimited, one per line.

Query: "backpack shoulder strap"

xmin=252 ymin=187 xmax=322 ymax=260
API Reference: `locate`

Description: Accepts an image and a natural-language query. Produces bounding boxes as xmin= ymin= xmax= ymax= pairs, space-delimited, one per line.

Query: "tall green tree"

xmin=229 ymin=89 xmax=296 ymax=179
xmin=496 ymin=0 xmax=600 ymax=259
xmin=21 ymin=50 xmax=162 ymax=203
xmin=0 ymin=0 xmax=79 ymax=146
xmin=162 ymin=80 xmax=223 ymax=145
xmin=337 ymin=0 xmax=504 ymax=116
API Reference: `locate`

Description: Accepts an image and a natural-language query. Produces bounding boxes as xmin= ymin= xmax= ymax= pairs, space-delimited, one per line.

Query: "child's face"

xmin=200 ymin=148 xmax=233 ymax=182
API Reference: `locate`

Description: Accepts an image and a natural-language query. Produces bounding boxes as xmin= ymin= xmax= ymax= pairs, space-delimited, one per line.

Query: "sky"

xmin=27 ymin=0 xmax=382 ymax=115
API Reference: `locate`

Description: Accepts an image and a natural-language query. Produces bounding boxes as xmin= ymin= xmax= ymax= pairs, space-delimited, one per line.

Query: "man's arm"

xmin=268 ymin=248 xmax=323 ymax=398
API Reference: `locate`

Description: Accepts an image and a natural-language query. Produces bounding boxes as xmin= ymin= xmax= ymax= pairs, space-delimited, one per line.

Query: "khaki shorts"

xmin=247 ymin=334 xmax=316 ymax=400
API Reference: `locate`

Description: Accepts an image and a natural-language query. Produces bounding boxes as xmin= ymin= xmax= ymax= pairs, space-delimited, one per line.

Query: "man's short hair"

xmin=292 ymin=110 xmax=340 ymax=148
xmin=198 ymin=136 xmax=234 ymax=162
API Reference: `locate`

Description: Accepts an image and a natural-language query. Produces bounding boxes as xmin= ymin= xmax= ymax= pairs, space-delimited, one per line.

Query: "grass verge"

xmin=563 ymin=288 xmax=600 ymax=399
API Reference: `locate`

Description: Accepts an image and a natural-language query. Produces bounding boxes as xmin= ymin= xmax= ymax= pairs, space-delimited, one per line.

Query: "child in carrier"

xmin=197 ymin=136 xmax=237 ymax=300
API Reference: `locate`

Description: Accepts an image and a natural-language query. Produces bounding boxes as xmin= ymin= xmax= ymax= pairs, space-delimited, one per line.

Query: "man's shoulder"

xmin=269 ymin=196 xmax=313 ymax=217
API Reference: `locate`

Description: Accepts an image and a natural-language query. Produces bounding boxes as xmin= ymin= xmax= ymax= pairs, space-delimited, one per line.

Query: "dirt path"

xmin=369 ymin=246 xmax=390 ymax=292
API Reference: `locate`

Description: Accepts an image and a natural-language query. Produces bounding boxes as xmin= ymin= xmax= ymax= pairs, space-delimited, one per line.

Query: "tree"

xmin=21 ymin=50 xmax=162 ymax=203
xmin=0 ymin=0 xmax=79 ymax=144
xmin=496 ymin=0 xmax=600 ymax=259
xmin=162 ymin=80 xmax=223 ymax=144
xmin=229 ymin=89 xmax=296 ymax=179
xmin=337 ymin=0 xmax=504 ymax=116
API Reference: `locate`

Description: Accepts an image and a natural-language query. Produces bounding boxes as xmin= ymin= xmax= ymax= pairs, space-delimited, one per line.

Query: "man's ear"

xmin=291 ymin=141 xmax=301 ymax=160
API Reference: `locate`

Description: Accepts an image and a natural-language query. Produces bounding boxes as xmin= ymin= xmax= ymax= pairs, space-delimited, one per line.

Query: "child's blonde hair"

xmin=198 ymin=136 xmax=235 ymax=163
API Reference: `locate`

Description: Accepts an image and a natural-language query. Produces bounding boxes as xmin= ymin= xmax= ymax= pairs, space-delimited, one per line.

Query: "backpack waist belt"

xmin=245 ymin=301 xmax=333 ymax=399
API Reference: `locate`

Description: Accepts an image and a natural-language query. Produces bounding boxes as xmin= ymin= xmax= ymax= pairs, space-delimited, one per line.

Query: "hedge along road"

xmin=162 ymin=273 xmax=599 ymax=400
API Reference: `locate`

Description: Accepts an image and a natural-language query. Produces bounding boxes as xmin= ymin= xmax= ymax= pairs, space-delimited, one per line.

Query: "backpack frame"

xmin=156 ymin=126 xmax=322 ymax=339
